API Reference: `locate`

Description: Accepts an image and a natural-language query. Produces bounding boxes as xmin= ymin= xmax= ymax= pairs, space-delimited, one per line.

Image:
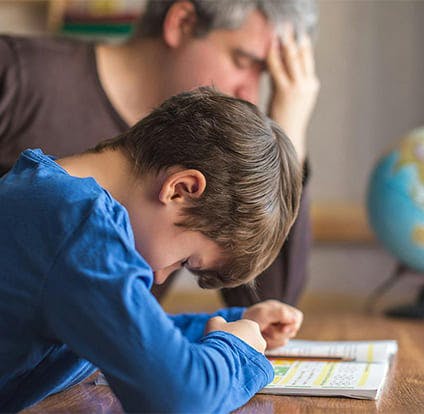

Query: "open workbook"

xmin=260 ymin=340 xmax=398 ymax=400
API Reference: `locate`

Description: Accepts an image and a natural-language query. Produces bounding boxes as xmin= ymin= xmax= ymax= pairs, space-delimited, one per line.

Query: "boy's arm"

xmin=169 ymin=300 xmax=303 ymax=348
xmin=40 ymin=211 xmax=273 ymax=413
xmin=168 ymin=307 xmax=245 ymax=341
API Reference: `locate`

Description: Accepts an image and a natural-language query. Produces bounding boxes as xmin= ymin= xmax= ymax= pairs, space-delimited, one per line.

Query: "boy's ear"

xmin=162 ymin=1 xmax=197 ymax=48
xmin=159 ymin=169 xmax=206 ymax=204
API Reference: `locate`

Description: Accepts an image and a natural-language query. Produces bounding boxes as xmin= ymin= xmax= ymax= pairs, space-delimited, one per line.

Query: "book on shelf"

xmin=260 ymin=339 xmax=397 ymax=400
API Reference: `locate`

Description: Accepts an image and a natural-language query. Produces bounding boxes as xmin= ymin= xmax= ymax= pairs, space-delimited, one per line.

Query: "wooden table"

xmin=22 ymin=310 xmax=424 ymax=413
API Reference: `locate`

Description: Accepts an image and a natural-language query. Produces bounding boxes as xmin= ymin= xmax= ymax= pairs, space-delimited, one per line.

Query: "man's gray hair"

xmin=136 ymin=0 xmax=318 ymax=39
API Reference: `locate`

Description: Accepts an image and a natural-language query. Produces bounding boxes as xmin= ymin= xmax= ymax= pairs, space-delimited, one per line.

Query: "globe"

xmin=367 ymin=127 xmax=424 ymax=272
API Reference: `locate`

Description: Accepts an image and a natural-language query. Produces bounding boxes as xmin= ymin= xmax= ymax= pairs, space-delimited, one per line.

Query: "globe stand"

xmin=366 ymin=262 xmax=424 ymax=318
xmin=385 ymin=286 xmax=424 ymax=319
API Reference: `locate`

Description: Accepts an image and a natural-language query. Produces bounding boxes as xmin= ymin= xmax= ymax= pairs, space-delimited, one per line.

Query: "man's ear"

xmin=159 ymin=169 xmax=206 ymax=204
xmin=162 ymin=1 xmax=197 ymax=48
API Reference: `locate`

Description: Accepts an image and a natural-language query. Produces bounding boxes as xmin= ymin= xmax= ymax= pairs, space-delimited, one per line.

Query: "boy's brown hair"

xmin=93 ymin=87 xmax=302 ymax=289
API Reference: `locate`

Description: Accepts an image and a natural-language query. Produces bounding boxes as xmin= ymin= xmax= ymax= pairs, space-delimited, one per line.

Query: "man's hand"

xmin=267 ymin=24 xmax=320 ymax=163
xmin=205 ymin=316 xmax=267 ymax=354
xmin=243 ymin=300 xmax=303 ymax=350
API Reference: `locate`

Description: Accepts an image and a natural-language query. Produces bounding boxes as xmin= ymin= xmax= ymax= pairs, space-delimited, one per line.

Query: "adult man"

xmin=0 ymin=0 xmax=319 ymax=306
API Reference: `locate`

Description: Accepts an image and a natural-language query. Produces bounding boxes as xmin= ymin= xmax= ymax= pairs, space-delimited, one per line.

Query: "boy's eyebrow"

xmin=187 ymin=264 xmax=202 ymax=272
xmin=185 ymin=257 xmax=202 ymax=272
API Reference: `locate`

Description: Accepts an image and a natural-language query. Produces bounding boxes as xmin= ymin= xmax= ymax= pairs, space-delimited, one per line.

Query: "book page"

xmin=262 ymin=359 xmax=389 ymax=399
xmin=266 ymin=340 xmax=397 ymax=363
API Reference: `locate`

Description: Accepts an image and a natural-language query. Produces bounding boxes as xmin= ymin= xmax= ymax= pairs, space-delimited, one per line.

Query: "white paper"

xmin=266 ymin=340 xmax=398 ymax=363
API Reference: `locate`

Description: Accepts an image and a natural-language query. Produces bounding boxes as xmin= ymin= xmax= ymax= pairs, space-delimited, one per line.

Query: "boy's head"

xmin=132 ymin=0 xmax=318 ymax=104
xmin=93 ymin=87 xmax=301 ymax=288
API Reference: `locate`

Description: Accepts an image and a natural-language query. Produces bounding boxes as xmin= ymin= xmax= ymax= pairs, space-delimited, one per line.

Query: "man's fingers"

xmin=281 ymin=25 xmax=303 ymax=81
xmin=267 ymin=35 xmax=289 ymax=88
xmin=298 ymin=34 xmax=315 ymax=75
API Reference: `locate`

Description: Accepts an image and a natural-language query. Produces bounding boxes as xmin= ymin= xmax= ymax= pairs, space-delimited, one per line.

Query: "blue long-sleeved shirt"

xmin=0 ymin=150 xmax=273 ymax=412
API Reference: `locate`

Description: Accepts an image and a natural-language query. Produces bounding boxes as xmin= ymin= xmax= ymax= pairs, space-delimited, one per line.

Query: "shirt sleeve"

xmin=168 ymin=307 xmax=245 ymax=342
xmin=40 ymin=204 xmax=273 ymax=413
xmin=0 ymin=36 xmax=20 ymax=147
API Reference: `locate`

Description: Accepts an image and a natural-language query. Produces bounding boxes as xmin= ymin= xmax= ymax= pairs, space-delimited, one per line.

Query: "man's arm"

xmin=267 ymin=25 xmax=320 ymax=164
xmin=0 ymin=36 xmax=20 ymax=175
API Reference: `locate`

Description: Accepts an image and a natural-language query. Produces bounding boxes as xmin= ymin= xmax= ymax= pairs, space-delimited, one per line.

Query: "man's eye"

xmin=234 ymin=54 xmax=251 ymax=69
xmin=234 ymin=53 xmax=265 ymax=73
xmin=181 ymin=259 xmax=189 ymax=268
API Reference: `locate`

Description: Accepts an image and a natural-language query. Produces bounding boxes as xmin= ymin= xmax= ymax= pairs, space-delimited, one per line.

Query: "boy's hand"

xmin=205 ymin=316 xmax=267 ymax=354
xmin=243 ymin=300 xmax=303 ymax=350
xmin=267 ymin=24 xmax=320 ymax=163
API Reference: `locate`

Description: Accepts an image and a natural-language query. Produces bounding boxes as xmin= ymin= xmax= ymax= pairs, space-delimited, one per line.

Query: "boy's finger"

xmin=266 ymin=321 xmax=295 ymax=338
xmin=294 ymin=309 xmax=304 ymax=327
xmin=205 ymin=316 xmax=227 ymax=332
xmin=282 ymin=324 xmax=294 ymax=333
xmin=261 ymin=305 xmax=296 ymax=328
xmin=276 ymin=305 xmax=298 ymax=324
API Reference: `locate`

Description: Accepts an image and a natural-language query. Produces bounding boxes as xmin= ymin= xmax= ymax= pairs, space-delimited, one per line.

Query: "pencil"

xmin=266 ymin=355 xmax=355 ymax=362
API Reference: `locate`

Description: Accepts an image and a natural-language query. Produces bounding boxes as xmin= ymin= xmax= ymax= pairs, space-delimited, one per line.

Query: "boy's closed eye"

xmin=181 ymin=257 xmax=205 ymax=272
xmin=181 ymin=259 xmax=197 ymax=270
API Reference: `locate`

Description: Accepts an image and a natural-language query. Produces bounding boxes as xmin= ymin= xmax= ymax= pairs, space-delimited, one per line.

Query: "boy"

xmin=0 ymin=88 xmax=302 ymax=412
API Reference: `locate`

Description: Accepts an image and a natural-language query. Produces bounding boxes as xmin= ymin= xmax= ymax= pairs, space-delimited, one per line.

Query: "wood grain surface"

xmin=22 ymin=310 xmax=424 ymax=414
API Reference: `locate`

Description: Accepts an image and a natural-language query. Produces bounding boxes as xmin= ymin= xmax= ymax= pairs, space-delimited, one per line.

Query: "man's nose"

xmin=235 ymin=81 xmax=259 ymax=104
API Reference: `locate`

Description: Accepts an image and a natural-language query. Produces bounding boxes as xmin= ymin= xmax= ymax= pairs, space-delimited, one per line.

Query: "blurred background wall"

xmin=308 ymin=0 xmax=424 ymax=310
xmin=1 ymin=0 xmax=424 ymax=311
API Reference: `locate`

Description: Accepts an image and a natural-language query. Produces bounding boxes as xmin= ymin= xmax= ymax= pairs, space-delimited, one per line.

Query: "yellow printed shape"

xmin=281 ymin=361 xmax=301 ymax=385
xmin=367 ymin=344 xmax=374 ymax=363
xmin=313 ymin=362 xmax=335 ymax=386
xmin=358 ymin=363 xmax=371 ymax=386
xmin=270 ymin=360 xmax=295 ymax=385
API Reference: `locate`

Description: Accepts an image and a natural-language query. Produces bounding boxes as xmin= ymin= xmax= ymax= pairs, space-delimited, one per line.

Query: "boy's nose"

xmin=153 ymin=270 xmax=167 ymax=284
xmin=154 ymin=262 xmax=183 ymax=284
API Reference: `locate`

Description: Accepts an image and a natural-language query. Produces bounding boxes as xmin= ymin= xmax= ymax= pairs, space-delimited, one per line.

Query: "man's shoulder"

xmin=0 ymin=34 xmax=91 ymax=61
xmin=0 ymin=34 xmax=94 ymax=88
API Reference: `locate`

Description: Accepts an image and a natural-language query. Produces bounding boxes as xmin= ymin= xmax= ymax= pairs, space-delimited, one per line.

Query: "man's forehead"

xmin=219 ymin=9 xmax=274 ymax=59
